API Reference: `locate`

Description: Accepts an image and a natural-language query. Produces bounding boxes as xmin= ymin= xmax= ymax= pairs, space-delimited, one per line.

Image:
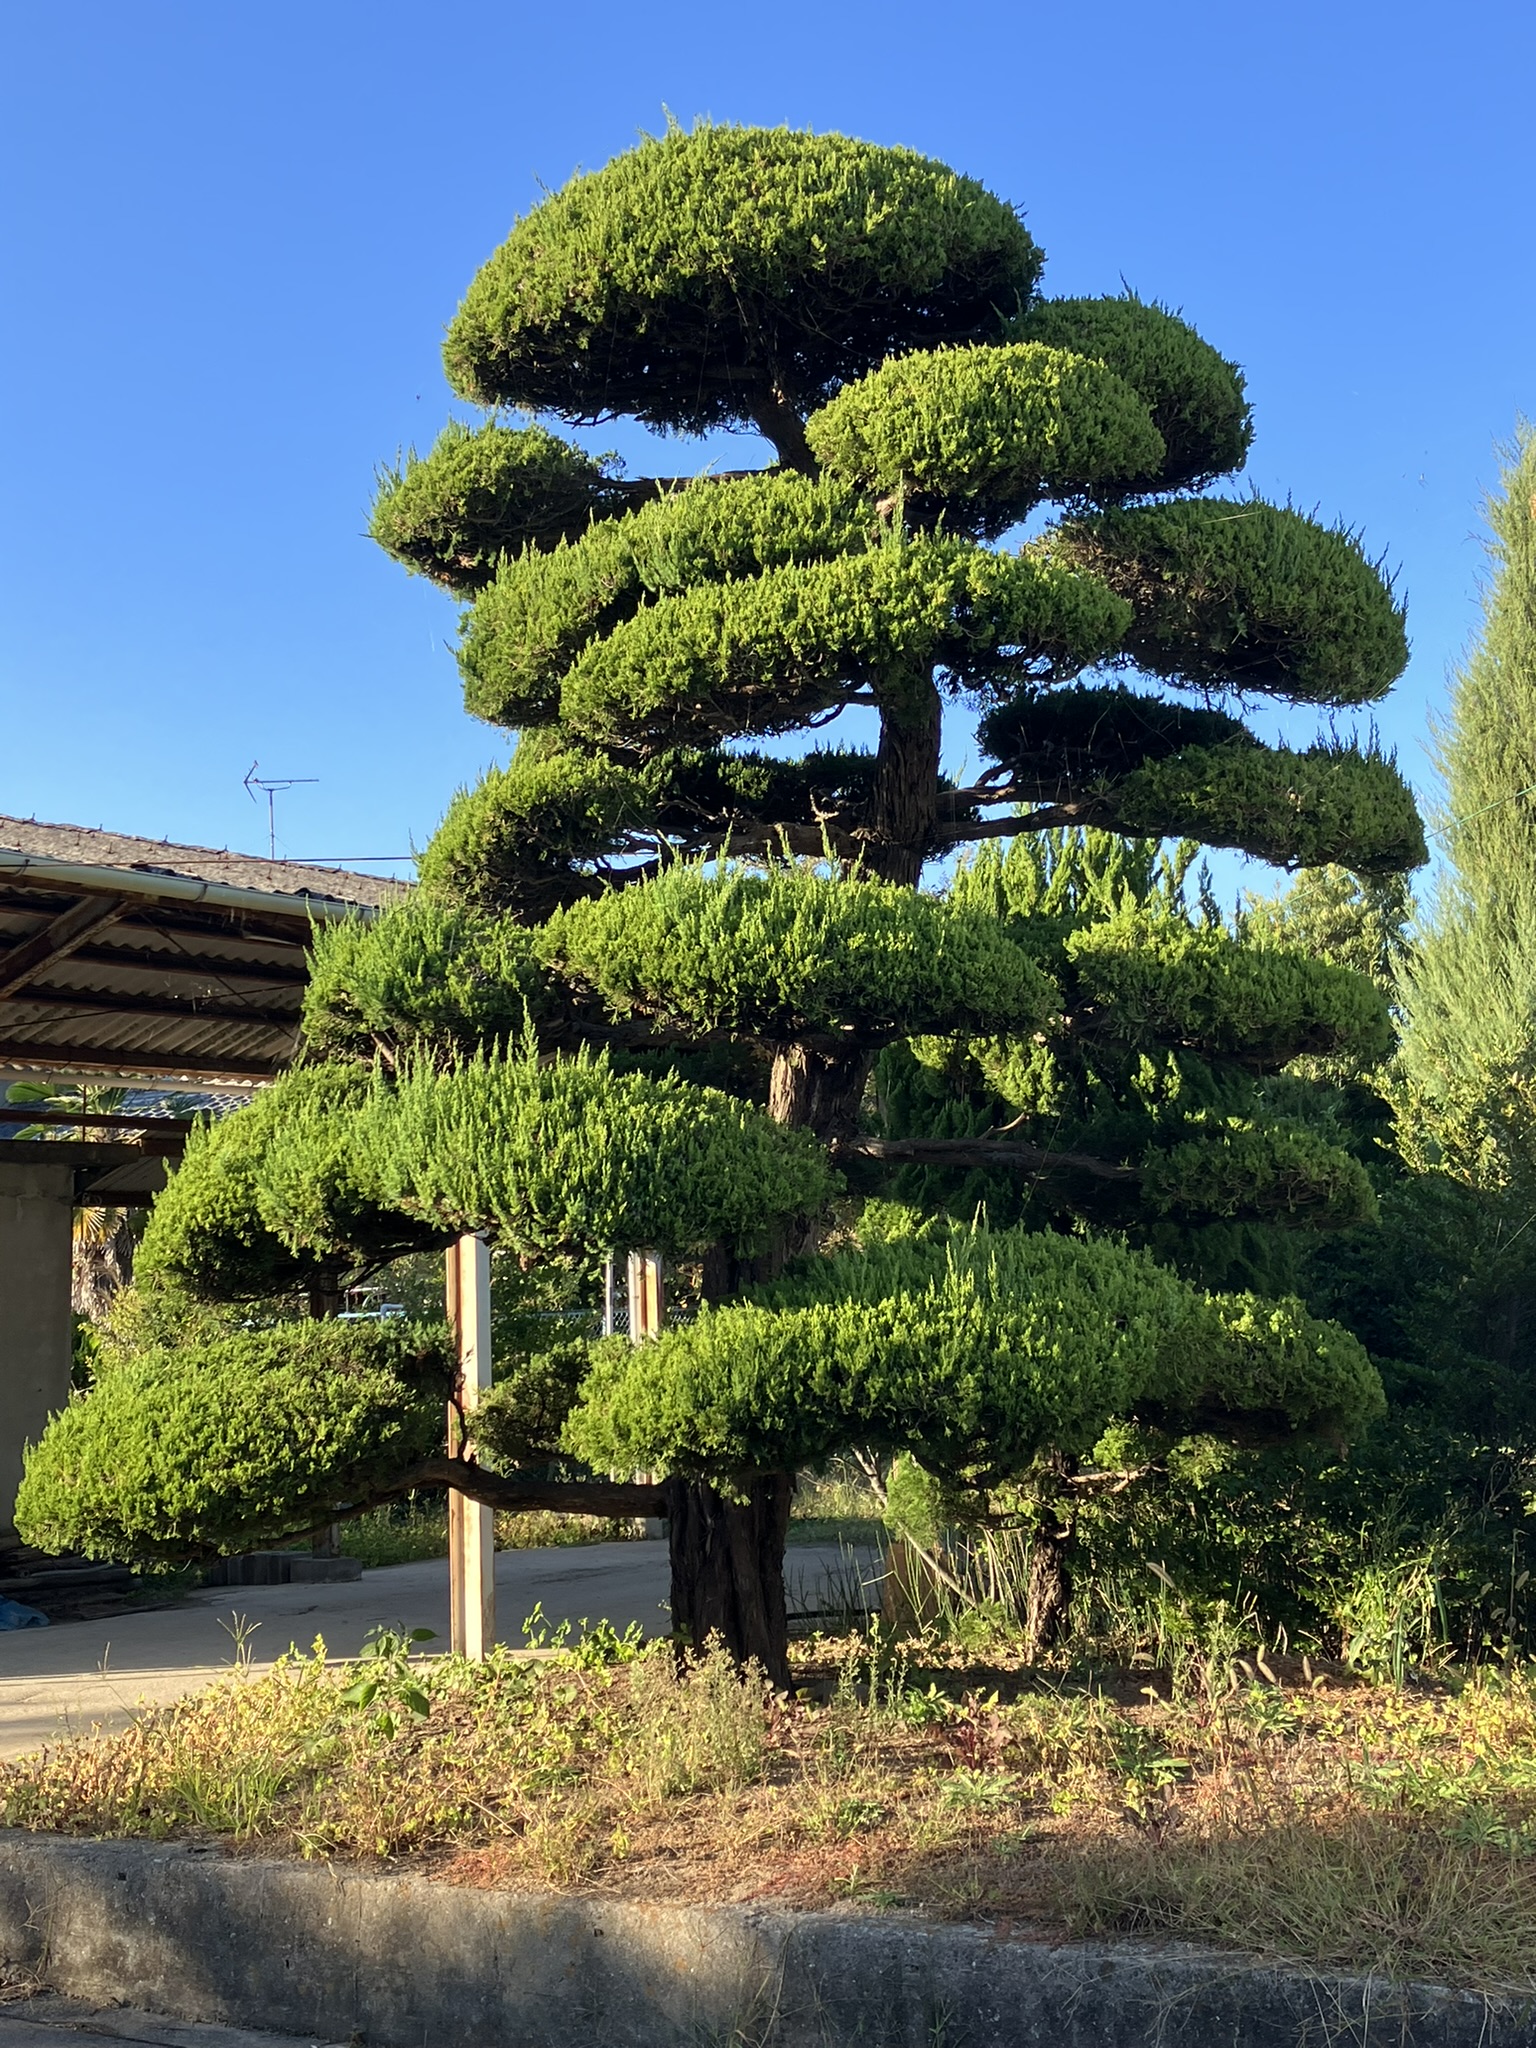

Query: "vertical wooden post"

xmin=446 ymin=1233 xmax=495 ymax=1659
xmin=626 ymin=1249 xmax=665 ymax=1345
xmin=626 ymin=1250 xmax=666 ymax=1537
xmin=602 ymin=1253 xmax=617 ymax=1339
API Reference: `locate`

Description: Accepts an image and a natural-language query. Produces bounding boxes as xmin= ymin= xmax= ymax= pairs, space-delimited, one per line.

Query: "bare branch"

xmin=835 ymin=1134 xmax=1136 ymax=1183
xmin=407 ymin=1456 xmax=667 ymax=1519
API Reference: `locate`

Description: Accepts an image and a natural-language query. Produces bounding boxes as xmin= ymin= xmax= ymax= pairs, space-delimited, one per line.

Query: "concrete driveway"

xmin=0 ymin=1538 xmax=884 ymax=1758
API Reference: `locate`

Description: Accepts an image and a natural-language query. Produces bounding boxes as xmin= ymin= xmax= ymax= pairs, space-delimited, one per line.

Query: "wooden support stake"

xmin=626 ymin=1250 xmax=666 ymax=1536
xmin=626 ymin=1249 xmax=665 ymax=1345
xmin=446 ymin=1233 xmax=495 ymax=1659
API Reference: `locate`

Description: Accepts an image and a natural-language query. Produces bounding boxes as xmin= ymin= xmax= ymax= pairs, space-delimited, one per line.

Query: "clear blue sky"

xmin=3 ymin=0 xmax=1533 ymax=891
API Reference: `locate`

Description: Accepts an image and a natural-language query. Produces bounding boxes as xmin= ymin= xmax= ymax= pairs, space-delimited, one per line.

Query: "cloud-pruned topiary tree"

xmin=24 ymin=123 xmax=1423 ymax=1682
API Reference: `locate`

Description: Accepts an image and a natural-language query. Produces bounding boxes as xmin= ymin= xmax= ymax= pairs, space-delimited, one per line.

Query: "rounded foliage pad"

xmin=459 ymin=472 xmax=871 ymax=729
xmin=1051 ymin=500 xmax=1409 ymax=704
xmin=807 ymin=342 xmax=1164 ymax=533
xmin=541 ymin=862 xmax=1058 ymax=1041
xmin=443 ymin=123 xmax=1042 ymax=433
xmin=370 ymin=421 xmax=631 ymax=593
xmin=419 ymin=745 xmax=650 ymax=917
xmin=355 ymin=1050 xmax=837 ymax=1262
xmin=1010 ymin=295 xmax=1252 ymax=494
xmin=16 ymin=1319 xmax=451 ymax=1567
xmin=566 ymin=1225 xmax=1383 ymax=1486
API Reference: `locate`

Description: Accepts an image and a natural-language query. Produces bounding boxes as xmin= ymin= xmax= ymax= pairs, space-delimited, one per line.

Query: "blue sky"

xmin=3 ymin=0 xmax=1533 ymax=896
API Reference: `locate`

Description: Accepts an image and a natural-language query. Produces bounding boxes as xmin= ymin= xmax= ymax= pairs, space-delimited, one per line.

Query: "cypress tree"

xmin=1397 ymin=429 xmax=1536 ymax=1370
xmin=24 ymin=125 xmax=1427 ymax=1678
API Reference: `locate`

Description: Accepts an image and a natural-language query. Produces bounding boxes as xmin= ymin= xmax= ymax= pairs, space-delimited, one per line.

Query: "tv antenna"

xmin=244 ymin=762 xmax=318 ymax=860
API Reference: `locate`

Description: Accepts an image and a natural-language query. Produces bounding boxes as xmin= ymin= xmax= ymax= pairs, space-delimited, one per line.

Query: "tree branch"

xmin=932 ymin=802 xmax=1106 ymax=844
xmin=835 ymin=1135 xmax=1136 ymax=1182
xmin=406 ymin=1457 xmax=667 ymax=1519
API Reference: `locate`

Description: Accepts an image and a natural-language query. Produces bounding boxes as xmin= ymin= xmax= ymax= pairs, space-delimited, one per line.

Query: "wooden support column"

xmin=626 ymin=1250 xmax=666 ymax=1537
xmin=626 ymin=1249 xmax=665 ymax=1345
xmin=446 ymin=1233 xmax=495 ymax=1659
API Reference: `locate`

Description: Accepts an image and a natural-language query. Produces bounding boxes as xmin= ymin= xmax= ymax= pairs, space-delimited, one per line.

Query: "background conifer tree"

xmin=22 ymin=125 xmax=1425 ymax=1678
xmin=1395 ymin=429 xmax=1536 ymax=1385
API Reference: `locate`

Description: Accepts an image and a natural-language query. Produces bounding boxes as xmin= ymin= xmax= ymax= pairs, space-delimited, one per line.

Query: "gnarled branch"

xmin=835 ymin=1134 xmax=1136 ymax=1182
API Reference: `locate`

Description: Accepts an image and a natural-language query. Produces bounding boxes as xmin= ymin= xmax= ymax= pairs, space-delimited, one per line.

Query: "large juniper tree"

xmin=22 ymin=125 xmax=1423 ymax=1681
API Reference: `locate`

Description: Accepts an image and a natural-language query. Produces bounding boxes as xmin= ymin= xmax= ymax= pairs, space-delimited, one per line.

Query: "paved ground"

xmin=0 ymin=1539 xmax=882 ymax=1758
xmin=0 ymin=1993 xmax=345 ymax=2048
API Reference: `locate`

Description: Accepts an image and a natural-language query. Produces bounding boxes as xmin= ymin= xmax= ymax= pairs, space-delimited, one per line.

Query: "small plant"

xmin=338 ymin=1624 xmax=437 ymax=1735
xmin=218 ymin=1611 xmax=261 ymax=1673
xmin=1334 ymin=1546 xmax=1449 ymax=1683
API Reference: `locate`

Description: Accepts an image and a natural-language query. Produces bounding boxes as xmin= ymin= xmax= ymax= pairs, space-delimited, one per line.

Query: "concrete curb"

xmin=0 ymin=1832 xmax=1527 ymax=2047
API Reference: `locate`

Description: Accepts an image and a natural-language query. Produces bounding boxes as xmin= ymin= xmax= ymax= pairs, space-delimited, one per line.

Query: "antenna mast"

xmin=243 ymin=762 xmax=318 ymax=860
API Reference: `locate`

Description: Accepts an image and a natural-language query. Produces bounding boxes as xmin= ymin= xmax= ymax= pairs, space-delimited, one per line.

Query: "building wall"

xmin=0 ymin=1162 xmax=74 ymax=1535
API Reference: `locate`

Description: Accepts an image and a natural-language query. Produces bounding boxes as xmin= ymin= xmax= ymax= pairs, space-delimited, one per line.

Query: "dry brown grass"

xmin=6 ymin=1629 xmax=1536 ymax=1991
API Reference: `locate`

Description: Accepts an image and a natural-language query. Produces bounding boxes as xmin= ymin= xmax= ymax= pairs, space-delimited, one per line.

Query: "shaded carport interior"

xmin=0 ymin=814 xmax=405 ymax=1586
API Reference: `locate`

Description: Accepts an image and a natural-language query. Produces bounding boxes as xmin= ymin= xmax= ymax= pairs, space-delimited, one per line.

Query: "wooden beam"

xmin=0 ymin=896 xmax=133 ymax=1000
xmin=627 ymin=1248 xmax=666 ymax=1344
xmin=0 ymin=1107 xmax=197 ymax=1134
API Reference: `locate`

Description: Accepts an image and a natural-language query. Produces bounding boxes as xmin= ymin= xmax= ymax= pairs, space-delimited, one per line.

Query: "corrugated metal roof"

xmin=0 ymin=813 xmax=406 ymax=1087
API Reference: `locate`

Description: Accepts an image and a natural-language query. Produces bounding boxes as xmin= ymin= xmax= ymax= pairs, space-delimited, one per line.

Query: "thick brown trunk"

xmin=665 ymin=1472 xmax=793 ymax=1689
xmin=768 ymin=1041 xmax=872 ymax=1145
xmin=749 ymin=387 xmax=815 ymax=474
xmin=1024 ymin=1526 xmax=1071 ymax=1661
xmin=863 ymin=677 xmax=943 ymax=885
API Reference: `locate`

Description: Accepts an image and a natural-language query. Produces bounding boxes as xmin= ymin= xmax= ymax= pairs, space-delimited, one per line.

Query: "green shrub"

xmin=541 ymin=862 xmax=1057 ymax=1040
xmin=565 ymin=1226 xmax=1382 ymax=1488
xmin=1064 ymin=903 xmax=1394 ymax=1069
xmin=370 ymin=420 xmax=629 ymax=593
xmin=303 ymin=897 xmax=556 ymax=1058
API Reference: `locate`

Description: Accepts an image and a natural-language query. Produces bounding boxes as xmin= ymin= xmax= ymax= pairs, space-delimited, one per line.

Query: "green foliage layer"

xmin=459 ymin=471 xmax=869 ymax=729
xmin=1010 ymin=295 xmax=1252 ymax=494
xmin=542 ymin=863 xmax=1056 ymax=1041
xmin=557 ymin=540 xmax=1133 ymax=749
xmin=140 ymin=1049 xmax=837 ymax=1295
xmin=370 ymin=422 xmax=631 ymax=594
xmin=1111 ymin=740 xmax=1426 ymax=874
xmin=566 ymin=1226 xmax=1382 ymax=1486
xmin=353 ymin=1051 xmax=837 ymax=1262
xmin=136 ymin=1068 xmax=435 ymax=1300
xmin=303 ymin=897 xmax=555 ymax=1058
xmin=443 ymin=123 xmax=1042 ymax=432
xmin=806 ymin=343 xmax=1164 ymax=533
xmin=1052 ymin=501 xmax=1409 ymax=705
xmin=1065 ymin=903 xmax=1393 ymax=1069
xmin=16 ymin=1320 xmax=450 ymax=1566
xmin=418 ymin=745 xmax=650 ymax=919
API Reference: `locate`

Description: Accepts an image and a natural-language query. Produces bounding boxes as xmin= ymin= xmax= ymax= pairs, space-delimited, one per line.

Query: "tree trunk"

xmin=664 ymin=1472 xmax=793 ymax=1689
xmin=862 ymin=676 xmax=943 ymax=885
xmin=1023 ymin=1524 xmax=1071 ymax=1661
xmin=768 ymin=1041 xmax=872 ymax=1145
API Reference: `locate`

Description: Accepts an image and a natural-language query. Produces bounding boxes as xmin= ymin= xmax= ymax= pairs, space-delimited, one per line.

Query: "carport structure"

xmin=0 ymin=815 xmax=405 ymax=1538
